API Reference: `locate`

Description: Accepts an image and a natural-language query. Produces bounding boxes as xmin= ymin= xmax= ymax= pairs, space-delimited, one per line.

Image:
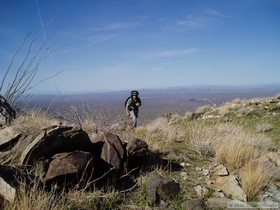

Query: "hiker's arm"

xmin=126 ymin=104 xmax=130 ymax=115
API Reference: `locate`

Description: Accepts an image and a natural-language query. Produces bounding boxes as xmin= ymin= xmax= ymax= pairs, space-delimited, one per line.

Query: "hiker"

xmin=125 ymin=90 xmax=142 ymax=128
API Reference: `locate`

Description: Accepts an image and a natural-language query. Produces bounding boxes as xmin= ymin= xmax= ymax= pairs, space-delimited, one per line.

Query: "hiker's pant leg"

xmin=130 ymin=110 xmax=138 ymax=128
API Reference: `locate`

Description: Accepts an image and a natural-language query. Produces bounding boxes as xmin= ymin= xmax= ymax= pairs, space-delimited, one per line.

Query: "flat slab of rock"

xmin=45 ymin=150 xmax=95 ymax=182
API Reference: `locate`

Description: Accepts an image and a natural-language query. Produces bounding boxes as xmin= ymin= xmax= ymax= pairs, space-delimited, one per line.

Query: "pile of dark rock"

xmin=0 ymin=126 xmax=147 ymax=199
xmin=0 ymin=125 xmax=180 ymax=207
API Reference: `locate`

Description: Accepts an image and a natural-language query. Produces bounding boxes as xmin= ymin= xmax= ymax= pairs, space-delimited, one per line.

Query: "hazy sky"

xmin=0 ymin=0 xmax=280 ymax=94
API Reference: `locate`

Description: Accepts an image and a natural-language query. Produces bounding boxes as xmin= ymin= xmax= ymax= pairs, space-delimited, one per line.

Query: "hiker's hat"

xmin=131 ymin=90 xmax=139 ymax=96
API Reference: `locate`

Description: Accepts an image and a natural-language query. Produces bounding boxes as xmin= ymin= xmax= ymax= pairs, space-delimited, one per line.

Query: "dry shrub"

xmin=195 ymin=105 xmax=210 ymax=115
xmin=146 ymin=112 xmax=181 ymax=132
xmin=146 ymin=116 xmax=170 ymax=132
xmin=145 ymin=115 xmax=182 ymax=150
xmin=240 ymin=160 xmax=270 ymax=201
xmin=12 ymin=108 xmax=59 ymax=135
xmin=145 ymin=116 xmax=170 ymax=148
xmin=216 ymin=100 xmax=245 ymax=116
xmin=166 ymin=128 xmax=178 ymax=143
xmin=216 ymin=105 xmax=231 ymax=116
xmin=184 ymin=111 xmax=194 ymax=119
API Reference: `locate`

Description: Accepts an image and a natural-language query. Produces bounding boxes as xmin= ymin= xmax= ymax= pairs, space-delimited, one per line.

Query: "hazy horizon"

xmin=28 ymin=83 xmax=280 ymax=95
xmin=26 ymin=86 xmax=280 ymax=125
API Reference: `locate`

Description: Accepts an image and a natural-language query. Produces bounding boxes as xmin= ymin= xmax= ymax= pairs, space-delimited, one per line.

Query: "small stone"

xmin=202 ymin=169 xmax=210 ymax=176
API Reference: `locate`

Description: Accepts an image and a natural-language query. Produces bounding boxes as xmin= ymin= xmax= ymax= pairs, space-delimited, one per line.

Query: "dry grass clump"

xmin=216 ymin=105 xmax=231 ymax=116
xmin=185 ymin=121 xmax=228 ymax=157
xmin=4 ymin=181 xmax=58 ymax=210
xmin=184 ymin=111 xmax=194 ymax=119
xmin=65 ymin=188 xmax=121 ymax=209
xmin=216 ymin=125 xmax=274 ymax=169
xmin=144 ymin=114 xmax=183 ymax=150
xmin=146 ymin=113 xmax=179 ymax=132
xmin=3 ymin=178 xmax=122 ymax=210
xmin=216 ymin=139 xmax=259 ymax=170
xmin=240 ymin=160 xmax=270 ymax=201
xmin=195 ymin=105 xmax=211 ymax=115
xmin=81 ymin=118 xmax=97 ymax=134
xmin=11 ymin=108 xmax=59 ymax=135
xmin=216 ymin=99 xmax=246 ymax=116
xmin=186 ymin=121 xmax=274 ymax=163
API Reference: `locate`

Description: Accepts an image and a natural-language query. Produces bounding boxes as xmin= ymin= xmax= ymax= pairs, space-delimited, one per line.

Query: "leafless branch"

xmin=0 ymin=16 xmax=62 ymax=109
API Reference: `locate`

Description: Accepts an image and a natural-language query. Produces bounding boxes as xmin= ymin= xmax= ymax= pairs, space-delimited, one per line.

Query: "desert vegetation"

xmin=0 ymin=93 xmax=280 ymax=209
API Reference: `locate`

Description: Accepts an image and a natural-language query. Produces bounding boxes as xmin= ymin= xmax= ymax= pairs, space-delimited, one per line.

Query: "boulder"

xmin=126 ymin=138 xmax=149 ymax=170
xmin=20 ymin=126 xmax=94 ymax=165
xmin=45 ymin=151 xmax=95 ymax=186
xmin=146 ymin=171 xmax=163 ymax=205
xmin=157 ymin=180 xmax=180 ymax=201
xmin=145 ymin=171 xmax=180 ymax=206
xmin=92 ymin=131 xmax=126 ymax=171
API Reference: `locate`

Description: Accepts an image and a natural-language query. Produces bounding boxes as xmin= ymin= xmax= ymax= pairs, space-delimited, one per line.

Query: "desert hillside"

xmin=0 ymin=93 xmax=280 ymax=209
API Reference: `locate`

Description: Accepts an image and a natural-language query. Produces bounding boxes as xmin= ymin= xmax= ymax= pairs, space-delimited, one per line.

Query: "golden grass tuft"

xmin=240 ymin=160 xmax=270 ymax=201
xmin=216 ymin=125 xmax=273 ymax=169
xmin=11 ymin=108 xmax=59 ymax=135
xmin=81 ymin=118 xmax=97 ymax=134
xmin=3 ymin=178 xmax=122 ymax=210
xmin=134 ymin=126 xmax=147 ymax=136
xmin=4 ymin=180 xmax=58 ymax=210
xmin=186 ymin=121 xmax=274 ymax=162
xmin=216 ymin=139 xmax=259 ymax=169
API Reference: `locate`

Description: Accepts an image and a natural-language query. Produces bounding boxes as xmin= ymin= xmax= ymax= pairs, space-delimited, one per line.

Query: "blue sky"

xmin=0 ymin=0 xmax=280 ymax=94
